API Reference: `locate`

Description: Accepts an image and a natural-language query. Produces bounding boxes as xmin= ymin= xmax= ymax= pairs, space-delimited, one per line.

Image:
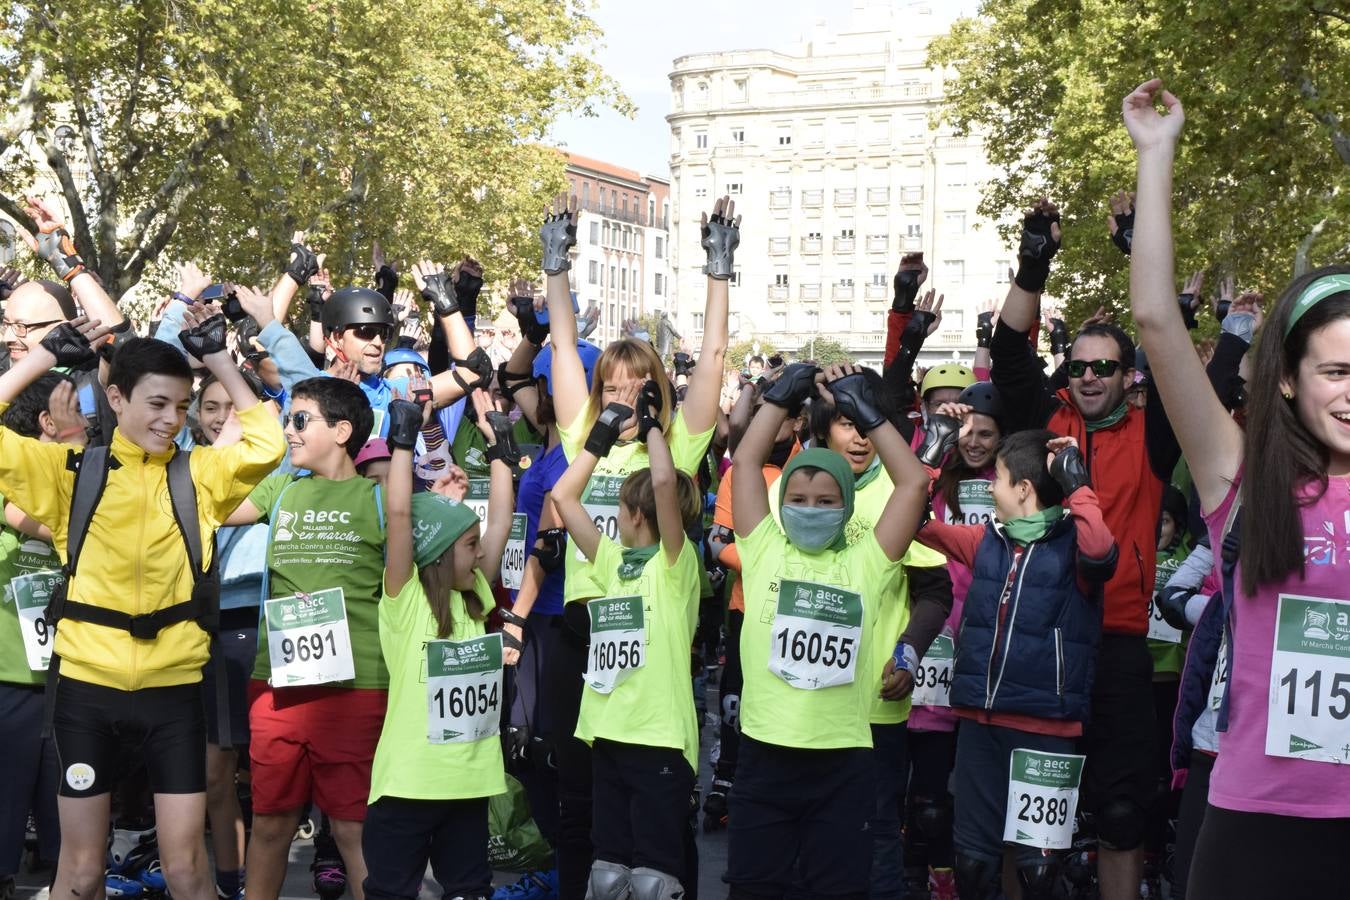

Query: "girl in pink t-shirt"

xmin=1125 ymin=77 xmax=1350 ymax=898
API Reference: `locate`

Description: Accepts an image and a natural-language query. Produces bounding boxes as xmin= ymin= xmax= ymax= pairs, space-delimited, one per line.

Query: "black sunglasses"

xmin=348 ymin=323 xmax=392 ymax=342
xmin=284 ymin=411 xmax=339 ymax=432
xmin=1067 ymin=359 xmax=1122 ymax=379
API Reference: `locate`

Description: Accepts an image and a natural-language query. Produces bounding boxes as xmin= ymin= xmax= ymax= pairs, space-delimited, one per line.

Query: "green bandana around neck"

xmin=1086 ymin=402 xmax=1128 ymax=432
xmin=618 ymin=544 xmax=659 ymax=581
xmin=1000 ymin=505 xmax=1065 ymax=546
xmin=853 ymin=454 xmax=883 ymax=491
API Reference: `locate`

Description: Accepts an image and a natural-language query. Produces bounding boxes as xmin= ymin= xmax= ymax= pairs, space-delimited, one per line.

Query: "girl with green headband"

xmin=1125 ymin=77 xmax=1350 ymax=897
xmin=725 ymin=363 xmax=930 ymax=900
xmin=362 ymin=389 xmax=515 ymax=900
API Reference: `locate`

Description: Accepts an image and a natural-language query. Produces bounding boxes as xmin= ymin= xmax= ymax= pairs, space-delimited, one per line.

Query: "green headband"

xmin=1284 ymin=274 xmax=1350 ymax=338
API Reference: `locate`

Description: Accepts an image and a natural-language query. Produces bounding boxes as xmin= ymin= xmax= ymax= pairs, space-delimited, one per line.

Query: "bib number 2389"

xmin=769 ymin=579 xmax=862 ymax=690
xmin=585 ymin=596 xmax=645 ymax=694
xmin=1266 ymin=594 xmax=1350 ymax=764
xmin=1004 ymin=749 xmax=1085 ymax=850
xmin=427 ymin=633 xmax=503 ymax=744
xmin=264 ymin=588 xmax=355 ymax=687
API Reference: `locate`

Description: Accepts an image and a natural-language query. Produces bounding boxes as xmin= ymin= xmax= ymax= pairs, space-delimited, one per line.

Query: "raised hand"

xmin=1178 ymin=271 xmax=1204 ymax=330
xmin=1213 ymin=274 xmax=1235 ymax=322
xmin=1046 ymin=435 xmax=1090 ymax=496
xmin=450 ymin=256 xmax=484 ymax=311
xmin=892 ymin=252 xmax=928 ymax=312
xmin=232 ymin=284 xmax=274 ymax=326
xmin=22 ymin=195 xmax=84 ymax=281
xmin=1107 ymin=190 xmax=1136 ymax=255
xmin=392 ymin=288 xmax=416 ymax=323
xmin=0 ymin=267 xmax=25 ymax=303
xmin=541 ymin=193 xmax=578 ymax=275
xmin=176 ymin=261 xmax=213 ymax=301
xmin=1013 ymin=199 xmax=1061 ymax=293
xmin=912 ymin=289 xmax=944 ymax=337
xmin=38 ymin=316 xmax=107 ymax=367
xmin=47 ymin=379 xmax=88 ymax=444
xmin=1121 ymin=78 xmax=1185 ymax=151
xmin=284 ymin=231 xmax=320 ymax=286
xmin=431 ymin=466 xmax=471 ymax=503
xmin=700 ymin=195 xmax=741 ymax=279
xmin=412 ymin=260 xmax=457 ymax=318
xmin=178 ymin=303 xmax=229 ymax=358
xmin=977 ymin=299 xmax=998 ymax=349
xmin=819 ymin=364 xmax=885 ymax=435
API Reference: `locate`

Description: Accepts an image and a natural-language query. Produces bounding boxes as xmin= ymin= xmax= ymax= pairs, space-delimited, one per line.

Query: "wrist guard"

xmin=673 ymin=351 xmax=694 ymax=377
xmin=540 ymin=210 xmax=577 ymax=275
xmin=917 ymin=413 xmax=961 ymax=467
xmin=39 ymin=322 xmax=96 ymax=367
xmin=1013 ymin=209 xmax=1061 ymax=293
xmin=892 ymin=269 xmax=920 ymax=313
xmin=386 ymin=399 xmax=423 ymax=451
xmin=178 ymin=313 xmax=229 ymax=358
xmin=373 ymin=264 xmax=398 ymax=302
xmin=35 ymin=224 xmax=85 ymax=282
xmin=584 ymin=403 xmax=631 ymax=458
xmin=284 ymin=242 xmax=319 ymax=286
xmin=1050 ymin=445 xmax=1091 ymax=496
xmin=484 ymin=410 xmax=522 ymax=466
xmin=700 ymin=212 xmax=740 ymax=279
xmin=635 ymin=379 xmax=664 ymax=443
xmin=534 ymin=527 xmax=567 ymax=573
xmin=511 ymin=296 xmax=549 ymax=346
xmin=976 ymin=311 xmax=994 ymax=349
xmin=306 ymin=284 xmax=326 ymax=322
xmin=826 ymin=373 xmax=885 ymax=435
xmin=1178 ymin=294 xmax=1199 ymax=330
xmin=1156 ymin=585 xmax=1194 ymax=631
xmin=1215 ymin=298 xmax=1231 ymax=323
xmin=1048 ymin=318 xmax=1070 ymax=356
xmin=455 ymin=270 xmax=483 ymax=319
xmin=891 ymin=641 xmax=919 ymax=674
xmin=760 ymin=363 xmax=819 ymax=416
xmin=1110 ymin=209 xmax=1135 ymax=255
xmin=420 ymin=271 xmax=457 ymax=318
xmin=1221 ymin=312 xmax=1255 ymax=344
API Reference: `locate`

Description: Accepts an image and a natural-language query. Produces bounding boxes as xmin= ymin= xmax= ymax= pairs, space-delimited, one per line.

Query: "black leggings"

xmin=545 ymin=604 xmax=592 ymax=900
xmin=1187 ymin=803 xmax=1350 ymax=899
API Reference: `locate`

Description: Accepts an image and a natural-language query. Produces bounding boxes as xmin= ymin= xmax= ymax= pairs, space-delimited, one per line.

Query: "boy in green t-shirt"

xmin=552 ymin=380 xmax=705 ymax=900
xmin=224 ymin=377 xmax=385 ymax=900
xmin=727 ymin=363 xmax=930 ymax=900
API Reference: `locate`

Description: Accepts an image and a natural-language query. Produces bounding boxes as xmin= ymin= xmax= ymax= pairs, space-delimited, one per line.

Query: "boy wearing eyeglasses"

xmin=989 ymin=200 xmax=1181 ymax=896
xmin=221 ymin=377 xmax=389 ymax=900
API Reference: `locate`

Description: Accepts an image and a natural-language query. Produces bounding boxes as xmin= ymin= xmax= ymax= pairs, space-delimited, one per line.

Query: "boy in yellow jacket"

xmin=0 ymin=310 xmax=285 ymax=900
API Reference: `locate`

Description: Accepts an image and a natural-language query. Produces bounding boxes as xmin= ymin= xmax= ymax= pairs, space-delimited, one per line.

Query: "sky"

xmin=548 ymin=0 xmax=983 ymax=177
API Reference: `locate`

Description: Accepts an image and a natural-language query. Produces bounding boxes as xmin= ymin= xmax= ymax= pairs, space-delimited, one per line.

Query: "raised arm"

xmin=1123 ymin=79 xmax=1242 ymax=511
xmin=642 ymin=411 xmax=685 ymax=565
xmin=268 ymin=232 xmax=320 ymax=325
xmin=22 ymin=197 xmax=125 ymax=330
xmin=998 ymin=199 xmax=1060 ymax=333
xmin=471 ymin=389 xmax=514 ymax=580
xmin=539 ymin=194 xmax=587 ymax=428
xmin=415 ymin=259 xmax=491 ymax=408
xmin=681 ymin=196 xmax=738 ymax=435
xmin=179 ymin=304 xmax=263 ymax=413
xmin=384 ymin=435 xmax=416 ymax=597
xmin=732 ymin=363 xmax=818 ymax=537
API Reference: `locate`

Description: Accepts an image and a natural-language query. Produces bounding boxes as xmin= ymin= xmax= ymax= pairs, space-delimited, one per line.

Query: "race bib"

xmin=1265 ymin=594 xmax=1350 ymax=763
xmin=1003 ymin=749 xmax=1085 ymax=849
xmin=426 ymin=633 xmax=503 ymax=744
xmin=911 ymin=634 xmax=954 ymax=708
xmin=1209 ymin=630 xmax=1229 ymax=712
xmin=464 ymin=478 xmax=491 ymax=523
xmin=577 ymin=475 xmax=624 ymax=560
xmin=769 ymin=579 xmax=862 ymax=690
xmin=1147 ymin=599 xmax=1183 ymax=644
xmin=264 ymin=588 xmax=356 ymax=687
xmin=945 ymin=479 xmax=995 ymax=526
xmin=8 ymin=570 xmax=62 ymax=672
xmin=369 ymin=407 xmax=386 ymax=440
xmin=501 ymin=514 xmax=529 ymax=590
xmin=585 ymin=595 xmax=645 ymax=694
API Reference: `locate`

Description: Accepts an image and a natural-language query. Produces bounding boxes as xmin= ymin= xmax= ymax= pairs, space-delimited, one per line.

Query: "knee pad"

xmin=628 ymin=867 xmax=684 ymax=900
xmin=1096 ymin=798 xmax=1147 ymax=851
xmin=912 ymin=796 xmax=953 ymax=845
xmin=585 ymin=860 xmax=632 ymax=900
xmin=1015 ymin=858 xmax=1062 ymax=900
xmin=954 ymin=853 xmax=999 ymax=900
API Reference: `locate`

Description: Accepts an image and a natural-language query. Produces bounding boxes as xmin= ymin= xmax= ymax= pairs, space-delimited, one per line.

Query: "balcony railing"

xmin=866 ymin=235 xmax=889 ymax=254
xmin=833 ymin=285 xmax=855 ymax=300
xmin=769 ymin=190 xmax=791 ymax=209
xmin=768 ymin=237 xmax=789 ymax=255
xmin=767 ymin=285 xmax=789 ymax=300
xmin=833 ymin=237 xmax=856 ymax=254
xmin=833 ymin=188 xmax=856 ymax=206
xmin=865 ymin=283 xmax=888 ymax=299
xmin=866 ymin=187 xmax=890 ymax=205
xmin=901 ymin=235 xmax=923 ymax=251
xmin=801 ymin=190 xmax=823 ymax=208
xmin=800 ymin=283 xmax=821 ymax=300
xmin=800 ymin=237 xmax=822 ymax=254
xmin=900 ymin=186 xmax=923 ymax=203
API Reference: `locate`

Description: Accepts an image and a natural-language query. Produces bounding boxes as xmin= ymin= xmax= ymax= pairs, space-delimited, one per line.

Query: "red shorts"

xmin=247 ymin=680 xmax=387 ymax=821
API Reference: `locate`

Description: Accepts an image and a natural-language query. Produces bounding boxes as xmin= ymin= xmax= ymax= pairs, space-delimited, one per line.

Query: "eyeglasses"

xmin=348 ymin=324 xmax=392 ymax=343
xmin=1 ymin=318 xmax=62 ymax=337
xmin=283 ymin=411 xmax=339 ymax=432
xmin=1067 ymin=359 xmax=1122 ymax=379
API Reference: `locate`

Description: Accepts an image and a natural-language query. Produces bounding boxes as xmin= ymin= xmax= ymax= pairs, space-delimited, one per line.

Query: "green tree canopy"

xmin=727 ymin=337 xmax=779 ymax=369
xmin=791 ymin=337 xmax=851 ymax=366
xmin=0 ymin=0 xmax=628 ymax=317
xmin=929 ymin=1 xmax=1349 ymax=329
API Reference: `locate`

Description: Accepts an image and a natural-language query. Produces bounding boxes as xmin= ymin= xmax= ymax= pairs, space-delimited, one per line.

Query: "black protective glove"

xmin=672 ymin=351 xmax=694 ymax=378
xmin=584 ymin=403 xmax=632 ymax=458
xmin=284 ymin=241 xmax=319 ymax=286
xmin=916 ymin=413 xmax=961 ymax=467
xmin=1156 ymin=585 xmax=1194 ymax=632
xmin=976 ymin=311 xmax=995 ymax=349
xmin=540 ymin=209 xmax=577 ymax=274
xmin=484 ymin=411 xmax=522 ymax=466
xmin=892 ymin=268 xmax=921 ymax=313
xmin=759 ymin=363 xmax=819 ymax=416
xmin=420 ymin=271 xmax=458 ymax=318
xmin=1178 ymin=293 xmax=1200 ymax=330
xmin=39 ymin=322 xmax=96 ymax=368
xmin=306 ymin=284 xmax=326 ymax=323
xmin=1215 ymin=298 xmax=1231 ymax=324
xmin=34 ymin=224 xmax=85 ymax=282
xmin=825 ymin=372 xmax=886 ymax=435
xmin=1047 ymin=317 xmax=1071 ymax=356
xmin=454 ymin=269 xmax=484 ymax=320
xmin=1013 ymin=207 xmax=1061 ymax=293
xmin=1110 ymin=207 xmax=1135 ymax=256
xmin=503 ymin=724 xmax=530 ymax=767
xmin=700 ymin=210 xmax=740 ymax=279
xmin=635 ymin=380 xmax=664 ymax=443
xmin=178 ymin=313 xmax=228 ymax=359
xmin=511 ymin=296 xmax=549 ymax=346
xmin=891 ymin=313 xmax=933 ymax=376
xmin=1050 ymin=445 xmax=1091 ymax=497
xmin=386 ymin=399 xmax=423 ymax=452
xmin=373 ymin=264 xmax=398 ymax=302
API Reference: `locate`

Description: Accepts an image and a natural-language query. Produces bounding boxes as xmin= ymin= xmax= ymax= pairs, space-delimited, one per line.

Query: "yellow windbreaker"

xmin=0 ymin=401 xmax=285 ymax=690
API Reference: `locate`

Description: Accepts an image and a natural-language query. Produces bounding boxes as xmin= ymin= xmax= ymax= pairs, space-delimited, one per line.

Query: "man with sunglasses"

xmin=985 ymin=200 xmax=1180 ymax=900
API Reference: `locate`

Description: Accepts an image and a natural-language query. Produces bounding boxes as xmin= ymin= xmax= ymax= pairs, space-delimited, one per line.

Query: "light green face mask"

xmin=781 ymin=504 xmax=847 ymax=553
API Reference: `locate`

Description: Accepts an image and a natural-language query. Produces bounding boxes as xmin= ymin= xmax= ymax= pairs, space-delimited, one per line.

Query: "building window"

xmin=838 ymin=119 xmax=856 ymax=144
xmin=906 ymin=223 xmax=923 ymax=238
xmin=648 ymin=198 xmax=655 ymax=225
xmin=945 ymin=163 xmax=968 ymax=187
xmin=771 ymin=312 xmax=786 ymax=331
xmin=633 ymin=264 xmax=640 ymax=289
xmin=840 ymin=228 xmax=855 ymax=239
xmin=730 ymin=267 xmax=742 ymax=287
xmin=774 ymin=273 xmax=789 ymax=287
xmin=838 ymin=311 xmax=852 ymax=331
xmin=805 ymin=121 xmax=824 ymax=146
xmin=944 ymin=259 xmax=966 ymax=283
xmin=695 ymin=131 xmax=708 ymax=149
xmin=621 ymin=229 xmax=629 ymax=250
xmin=602 ymin=222 xmax=611 ymax=245
xmin=588 ymin=260 xmax=598 ymax=285
xmin=654 ymin=273 xmax=664 ymax=295
xmin=590 ymin=221 xmax=600 ymax=245
xmin=694 ymin=178 xmax=708 ymax=199
xmin=598 ymin=187 xmax=606 ymax=210
xmin=777 ymin=127 xmax=792 ymax=146
xmin=599 ymin=265 xmax=605 ymax=287
xmin=731 ymin=128 xmax=745 ymax=144
xmin=610 ymin=266 xmax=617 ymax=289
xmin=944 ymin=211 xmax=966 ymax=233
xmin=839 ymin=277 xmax=854 ymax=287
xmin=655 ymin=236 xmax=664 ymax=258
xmin=733 ymin=78 xmax=747 ymax=101
xmin=621 ymin=268 xmax=627 ymax=291
xmin=693 ymin=312 xmax=705 ymax=332
xmin=805 ymin=310 xmax=819 ymax=331
xmin=995 ymin=260 xmax=1011 ymax=283
xmin=867 ymin=117 xmax=890 ymax=144
xmin=726 ymin=182 xmax=743 ymax=195
xmin=581 ymin=182 xmax=590 ymax=208
xmin=871 ymin=273 xmax=887 ymax=286
xmin=663 ymin=202 xmax=670 ymax=229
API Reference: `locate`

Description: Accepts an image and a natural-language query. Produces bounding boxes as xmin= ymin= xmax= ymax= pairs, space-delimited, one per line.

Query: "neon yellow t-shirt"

xmin=559 ymin=409 xmax=713 ymax=603
xmin=575 ymin=537 xmax=701 ymax=773
xmin=738 ymin=516 xmax=902 ymax=749
xmin=769 ymin=464 xmax=947 ymax=724
xmin=369 ymin=567 xmax=506 ymax=803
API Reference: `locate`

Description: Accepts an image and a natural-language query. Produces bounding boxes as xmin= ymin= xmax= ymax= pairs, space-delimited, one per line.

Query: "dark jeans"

xmin=362 ymin=796 xmax=490 ymax=900
xmin=0 ymin=683 xmax=60 ymax=874
xmin=869 ymin=723 xmax=910 ymax=900
xmin=591 ymin=739 xmax=695 ymax=880
xmin=511 ymin=612 xmax=561 ymax=847
xmin=727 ymin=734 xmax=874 ymax=899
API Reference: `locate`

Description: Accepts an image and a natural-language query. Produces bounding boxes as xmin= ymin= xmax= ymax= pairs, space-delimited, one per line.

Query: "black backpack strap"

xmin=1215 ymin=503 xmax=1243 ymax=733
